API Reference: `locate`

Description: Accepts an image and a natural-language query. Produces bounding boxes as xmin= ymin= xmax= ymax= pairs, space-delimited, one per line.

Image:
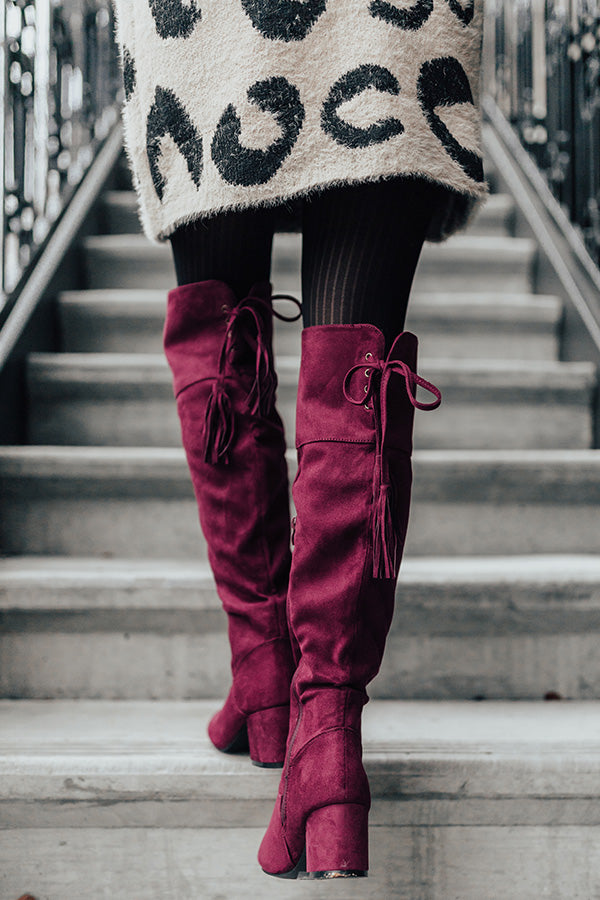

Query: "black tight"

xmin=169 ymin=204 xmax=276 ymax=302
xmin=301 ymin=177 xmax=442 ymax=338
xmin=168 ymin=176 xmax=443 ymax=348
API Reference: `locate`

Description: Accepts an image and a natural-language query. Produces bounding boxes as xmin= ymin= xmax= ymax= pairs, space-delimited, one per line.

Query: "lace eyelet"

xmin=365 ymin=351 xmax=373 ymax=360
xmin=364 ymin=384 xmax=369 ymax=393
xmin=364 ymin=368 xmax=371 ymax=377
xmin=364 ymin=403 xmax=371 ymax=411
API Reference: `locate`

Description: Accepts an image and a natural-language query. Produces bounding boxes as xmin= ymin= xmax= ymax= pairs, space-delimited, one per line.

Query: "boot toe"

xmin=207 ymin=695 xmax=248 ymax=753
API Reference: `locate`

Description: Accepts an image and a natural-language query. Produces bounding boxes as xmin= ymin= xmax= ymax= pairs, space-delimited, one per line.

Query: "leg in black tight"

xmin=301 ymin=176 xmax=444 ymax=349
xmin=168 ymin=176 xmax=443 ymax=337
xmin=168 ymin=205 xmax=278 ymax=300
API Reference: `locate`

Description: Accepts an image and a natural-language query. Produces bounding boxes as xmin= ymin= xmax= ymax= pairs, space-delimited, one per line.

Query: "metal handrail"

xmin=483 ymin=0 xmax=600 ymax=269
xmin=0 ymin=0 xmax=122 ymax=312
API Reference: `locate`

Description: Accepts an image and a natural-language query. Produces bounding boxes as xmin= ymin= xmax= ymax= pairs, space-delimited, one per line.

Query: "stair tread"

xmin=3 ymin=442 xmax=600 ymax=459
xmin=82 ymin=232 xmax=536 ymax=291
xmin=56 ymin=290 xmax=563 ymax=361
xmin=4 ymin=555 xmax=600 ymax=701
xmin=59 ymin=288 xmax=168 ymax=310
xmin=59 ymin=287 xmax=560 ymax=312
xmin=0 ymin=557 xmax=215 ymax=608
xmin=83 ymin=232 xmax=536 ymax=255
xmin=3 ymin=699 xmax=600 ymax=789
xmin=101 ymin=190 xmax=141 ymax=207
xmin=2 ymin=444 xmax=600 ymax=474
xmin=27 ymin=351 xmax=595 ymax=392
xmin=4 ymin=445 xmax=600 ymax=463
xmin=409 ymin=292 xmax=561 ymax=320
xmin=3 ymin=447 xmax=597 ymax=557
xmin=2 ymin=554 xmax=599 ymax=610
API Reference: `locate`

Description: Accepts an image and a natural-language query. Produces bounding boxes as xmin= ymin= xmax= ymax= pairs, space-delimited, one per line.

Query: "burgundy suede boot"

xmin=258 ymin=323 xmax=441 ymax=874
xmin=163 ymin=279 xmax=300 ymax=767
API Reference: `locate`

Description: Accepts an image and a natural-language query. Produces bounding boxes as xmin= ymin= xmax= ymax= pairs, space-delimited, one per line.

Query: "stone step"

xmin=99 ymin=189 xmax=515 ymax=237
xmin=58 ymin=287 xmax=305 ymax=357
xmin=58 ymin=288 xmax=562 ymax=361
xmin=0 ymin=447 xmax=598 ymax=558
xmin=2 ymin=555 xmax=600 ymax=701
xmin=2 ymin=699 xmax=600 ymax=899
xmin=82 ymin=233 xmax=537 ymax=294
xmin=26 ymin=353 xmax=596 ymax=450
xmin=406 ymin=292 xmax=562 ymax=361
xmin=469 ymin=192 xmax=515 ymax=235
xmin=99 ymin=190 xmax=143 ymax=234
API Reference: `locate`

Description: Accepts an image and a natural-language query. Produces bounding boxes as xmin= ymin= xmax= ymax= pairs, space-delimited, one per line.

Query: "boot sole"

xmin=262 ymin=849 xmax=368 ymax=880
xmin=217 ymin=723 xmax=249 ymax=755
xmin=262 ymin=849 xmax=307 ymax=880
xmin=215 ymin=722 xmax=285 ymax=767
xmin=299 ymin=870 xmax=368 ymax=879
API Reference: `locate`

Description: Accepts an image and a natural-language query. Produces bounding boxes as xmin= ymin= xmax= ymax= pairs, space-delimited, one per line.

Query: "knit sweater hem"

xmin=133 ymin=166 xmax=490 ymax=246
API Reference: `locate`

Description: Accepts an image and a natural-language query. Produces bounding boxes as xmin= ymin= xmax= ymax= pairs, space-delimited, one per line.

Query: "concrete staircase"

xmin=2 ymin=155 xmax=600 ymax=899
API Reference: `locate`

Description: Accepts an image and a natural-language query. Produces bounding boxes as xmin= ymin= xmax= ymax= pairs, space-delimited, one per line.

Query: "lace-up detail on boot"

xmin=203 ymin=291 xmax=302 ymax=464
xmin=343 ymin=337 xmax=442 ymax=578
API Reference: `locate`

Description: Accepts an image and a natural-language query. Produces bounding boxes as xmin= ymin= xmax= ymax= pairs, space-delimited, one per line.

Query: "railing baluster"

xmin=1 ymin=0 xmax=121 ymax=309
xmin=485 ymin=0 xmax=600 ymax=268
xmin=0 ymin=4 xmax=5 ymax=301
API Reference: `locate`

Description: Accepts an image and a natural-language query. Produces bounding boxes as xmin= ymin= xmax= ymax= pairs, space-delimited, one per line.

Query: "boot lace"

xmin=343 ymin=341 xmax=441 ymax=579
xmin=203 ymin=291 xmax=302 ymax=465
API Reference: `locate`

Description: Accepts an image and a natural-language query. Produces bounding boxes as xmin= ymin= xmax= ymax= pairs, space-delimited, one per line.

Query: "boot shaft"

xmin=290 ymin=323 xmax=441 ymax=698
xmin=164 ymin=279 xmax=275 ymax=398
xmin=162 ymin=277 xmax=294 ymax=699
xmin=296 ymin=324 xmax=422 ymax=452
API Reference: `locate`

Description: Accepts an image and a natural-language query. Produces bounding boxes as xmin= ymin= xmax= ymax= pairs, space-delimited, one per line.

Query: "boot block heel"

xmin=247 ymin=705 xmax=289 ymax=768
xmin=302 ymin=803 xmax=369 ymax=879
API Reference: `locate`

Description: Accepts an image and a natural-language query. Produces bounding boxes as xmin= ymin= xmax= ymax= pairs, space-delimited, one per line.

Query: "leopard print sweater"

xmin=111 ymin=0 xmax=490 ymax=244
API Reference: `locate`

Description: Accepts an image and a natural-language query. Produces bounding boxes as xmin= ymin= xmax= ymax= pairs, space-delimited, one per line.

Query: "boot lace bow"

xmin=343 ymin=347 xmax=441 ymax=579
xmin=203 ymin=292 xmax=302 ymax=465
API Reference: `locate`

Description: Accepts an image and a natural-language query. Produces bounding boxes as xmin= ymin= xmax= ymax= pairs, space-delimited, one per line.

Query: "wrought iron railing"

xmin=484 ymin=0 xmax=600 ymax=268
xmin=0 ymin=0 xmax=122 ymax=309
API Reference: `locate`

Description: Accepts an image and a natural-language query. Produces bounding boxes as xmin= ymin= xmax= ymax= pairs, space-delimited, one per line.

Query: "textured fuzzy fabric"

xmin=111 ymin=0 xmax=490 ymax=244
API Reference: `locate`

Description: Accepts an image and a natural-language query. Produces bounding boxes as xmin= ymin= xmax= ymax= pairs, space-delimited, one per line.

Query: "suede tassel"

xmin=372 ymin=481 xmax=397 ymax=579
xmin=246 ymin=334 xmax=277 ymax=418
xmin=249 ymin=366 xmax=277 ymax=418
xmin=203 ymin=380 xmax=234 ymax=464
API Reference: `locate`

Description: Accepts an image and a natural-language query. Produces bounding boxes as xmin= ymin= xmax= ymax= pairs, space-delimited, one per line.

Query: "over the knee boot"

xmin=258 ymin=323 xmax=441 ymax=873
xmin=163 ymin=279 xmax=300 ymax=767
